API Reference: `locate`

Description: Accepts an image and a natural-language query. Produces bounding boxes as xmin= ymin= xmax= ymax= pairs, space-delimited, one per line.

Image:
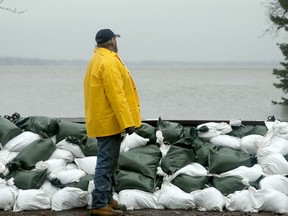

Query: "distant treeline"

xmin=0 ymin=57 xmax=88 ymax=66
xmin=0 ymin=57 xmax=280 ymax=68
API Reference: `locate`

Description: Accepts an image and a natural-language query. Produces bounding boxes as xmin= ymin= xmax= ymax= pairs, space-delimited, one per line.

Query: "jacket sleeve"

xmin=102 ymin=61 xmax=135 ymax=130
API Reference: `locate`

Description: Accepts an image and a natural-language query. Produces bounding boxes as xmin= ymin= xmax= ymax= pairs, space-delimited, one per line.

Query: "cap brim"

xmin=114 ymin=34 xmax=120 ymax=38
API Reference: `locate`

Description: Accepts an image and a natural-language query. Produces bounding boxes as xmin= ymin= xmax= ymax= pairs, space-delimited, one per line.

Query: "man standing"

xmin=84 ymin=29 xmax=142 ymax=216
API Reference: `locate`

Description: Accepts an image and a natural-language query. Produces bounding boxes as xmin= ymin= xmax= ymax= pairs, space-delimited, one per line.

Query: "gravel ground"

xmin=0 ymin=209 xmax=280 ymax=216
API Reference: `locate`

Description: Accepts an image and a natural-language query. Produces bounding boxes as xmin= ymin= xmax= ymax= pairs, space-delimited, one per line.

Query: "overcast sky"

xmin=0 ymin=0 xmax=286 ymax=62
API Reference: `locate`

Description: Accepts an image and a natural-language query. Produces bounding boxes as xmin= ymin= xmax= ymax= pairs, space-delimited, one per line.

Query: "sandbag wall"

xmin=0 ymin=114 xmax=288 ymax=213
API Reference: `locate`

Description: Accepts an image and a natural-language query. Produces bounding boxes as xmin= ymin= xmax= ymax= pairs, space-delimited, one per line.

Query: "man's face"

xmin=112 ymin=37 xmax=118 ymax=53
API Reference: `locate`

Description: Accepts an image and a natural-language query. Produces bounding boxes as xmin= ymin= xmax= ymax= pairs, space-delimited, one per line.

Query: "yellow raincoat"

xmin=84 ymin=48 xmax=142 ymax=137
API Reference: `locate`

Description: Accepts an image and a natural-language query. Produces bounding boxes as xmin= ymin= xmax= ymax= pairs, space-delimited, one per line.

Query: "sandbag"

xmin=197 ymin=122 xmax=232 ymax=140
xmin=79 ymin=137 xmax=98 ymax=156
xmin=229 ymin=124 xmax=268 ymax=138
xmin=119 ymin=189 xmax=164 ymax=210
xmin=0 ymin=150 xmax=18 ymax=165
xmin=191 ymin=187 xmax=226 ymax=212
xmin=225 ymin=190 xmax=256 ymax=212
xmin=135 ymin=122 xmax=157 ymax=144
xmin=13 ymin=189 xmax=51 ymax=211
xmin=212 ymin=176 xmax=246 ymax=195
xmin=56 ymin=139 xmax=85 ymax=158
xmin=118 ymin=145 xmax=161 ymax=179
xmin=208 ymin=146 xmax=256 ymax=174
xmin=157 ymin=182 xmax=195 ymax=209
xmin=8 ymin=169 xmax=48 ymax=190
xmin=0 ymin=186 xmax=17 ymax=211
xmin=51 ymin=187 xmax=88 ymax=211
xmin=56 ymin=120 xmax=86 ymax=143
xmin=14 ymin=116 xmax=59 ymax=138
xmin=250 ymin=187 xmax=288 ymax=214
xmin=3 ymin=131 xmax=41 ymax=152
xmin=172 ymin=174 xmax=209 ymax=193
xmin=75 ymin=156 xmax=97 ymax=175
xmin=194 ymin=142 xmax=212 ymax=167
xmin=257 ymin=153 xmax=288 ymax=175
xmin=209 ymin=135 xmax=240 ymax=150
xmin=115 ymin=170 xmax=155 ymax=193
xmin=49 ymin=148 xmax=74 ymax=163
xmin=8 ymin=138 xmax=56 ymax=171
xmin=40 ymin=180 xmax=60 ymax=197
xmin=259 ymin=174 xmax=288 ymax=196
xmin=161 ymin=145 xmax=196 ymax=175
xmin=156 ymin=117 xmax=185 ymax=144
xmin=48 ymin=166 xmax=86 ymax=185
xmin=35 ymin=158 xmax=66 ymax=174
xmin=120 ymin=133 xmax=149 ymax=152
xmin=217 ymin=164 xmax=265 ymax=182
xmin=240 ymin=134 xmax=264 ymax=155
xmin=0 ymin=116 xmax=22 ymax=147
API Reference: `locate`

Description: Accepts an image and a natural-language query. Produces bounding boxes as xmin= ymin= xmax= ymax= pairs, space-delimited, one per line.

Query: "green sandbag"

xmin=56 ymin=120 xmax=86 ymax=143
xmin=0 ymin=116 xmax=22 ymax=146
xmin=80 ymin=137 xmax=98 ymax=156
xmin=208 ymin=146 xmax=257 ymax=174
xmin=194 ymin=142 xmax=212 ymax=167
xmin=67 ymin=174 xmax=94 ymax=191
xmin=135 ymin=122 xmax=157 ymax=144
xmin=229 ymin=124 xmax=267 ymax=138
xmin=115 ymin=170 xmax=155 ymax=193
xmin=118 ymin=145 xmax=161 ymax=179
xmin=212 ymin=176 xmax=247 ymax=195
xmin=172 ymin=174 xmax=210 ymax=193
xmin=14 ymin=116 xmax=59 ymax=138
xmin=11 ymin=169 xmax=48 ymax=190
xmin=161 ymin=145 xmax=196 ymax=175
xmin=156 ymin=117 xmax=185 ymax=144
xmin=8 ymin=138 xmax=56 ymax=170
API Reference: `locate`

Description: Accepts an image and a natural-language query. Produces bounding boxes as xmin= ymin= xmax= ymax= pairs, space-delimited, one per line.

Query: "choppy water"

xmin=0 ymin=66 xmax=287 ymax=121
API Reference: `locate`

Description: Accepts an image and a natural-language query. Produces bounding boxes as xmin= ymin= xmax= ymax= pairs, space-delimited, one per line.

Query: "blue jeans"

xmin=92 ymin=133 xmax=122 ymax=209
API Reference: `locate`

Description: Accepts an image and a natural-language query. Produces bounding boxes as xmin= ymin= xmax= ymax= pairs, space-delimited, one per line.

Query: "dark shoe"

xmin=109 ymin=199 xmax=127 ymax=211
xmin=90 ymin=205 xmax=124 ymax=216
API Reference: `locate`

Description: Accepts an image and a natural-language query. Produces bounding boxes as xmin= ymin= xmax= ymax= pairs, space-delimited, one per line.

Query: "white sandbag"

xmin=257 ymin=136 xmax=288 ymax=156
xmin=157 ymin=182 xmax=195 ymax=209
xmin=257 ymin=153 xmax=288 ymax=175
xmin=56 ymin=139 xmax=85 ymax=158
xmin=119 ymin=189 xmax=164 ymax=210
xmin=51 ymin=187 xmax=88 ymax=211
xmin=3 ymin=131 xmax=41 ymax=152
xmin=240 ymin=134 xmax=263 ymax=154
xmin=225 ymin=189 xmax=257 ymax=212
xmin=0 ymin=150 xmax=19 ymax=164
xmin=209 ymin=135 xmax=240 ymax=150
xmin=197 ymin=122 xmax=232 ymax=140
xmin=13 ymin=189 xmax=51 ymax=211
xmin=0 ymin=186 xmax=18 ymax=211
xmin=120 ymin=133 xmax=149 ymax=152
xmin=48 ymin=166 xmax=86 ymax=185
xmin=35 ymin=158 xmax=66 ymax=173
xmin=250 ymin=187 xmax=288 ymax=214
xmin=218 ymin=164 xmax=265 ymax=182
xmin=191 ymin=187 xmax=225 ymax=212
xmin=74 ymin=156 xmax=97 ymax=175
xmin=259 ymin=174 xmax=288 ymax=196
xmin=49 ymin=148 xmax=75 ymax=163
xmin=39 ymin=180 xmax=60 ymax=197
xmin=167 ymin=162 xmax=208 ymax=182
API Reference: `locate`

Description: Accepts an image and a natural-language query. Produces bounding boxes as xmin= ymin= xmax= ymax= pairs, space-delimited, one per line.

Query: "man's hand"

xmin=125 ymin=126 xmax=135 ymax=135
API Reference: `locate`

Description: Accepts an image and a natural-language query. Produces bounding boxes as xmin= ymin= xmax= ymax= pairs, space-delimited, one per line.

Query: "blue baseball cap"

xmin=95 ymin=29 xmax=120 ymax=44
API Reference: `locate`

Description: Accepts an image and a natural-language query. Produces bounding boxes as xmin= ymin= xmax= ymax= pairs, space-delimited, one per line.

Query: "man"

xmin=84 ymin=29 xmax=142 ymax=216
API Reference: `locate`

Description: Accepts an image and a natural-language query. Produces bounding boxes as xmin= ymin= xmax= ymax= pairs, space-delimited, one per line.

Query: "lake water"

xmin=0 ymin=66 xmax=287 ymax=121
